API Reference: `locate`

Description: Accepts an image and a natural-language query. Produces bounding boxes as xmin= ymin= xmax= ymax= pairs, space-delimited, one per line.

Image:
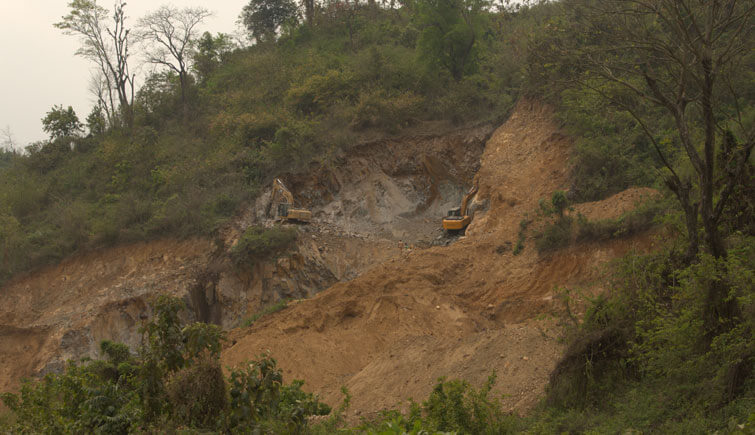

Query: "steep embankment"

xmin=223 ymin=100 xmax=658 ymax=419
xmin=0 ymin=126 xmax=490 ymax=394
xmin=0 ymin=239 xmax=211 ymax=393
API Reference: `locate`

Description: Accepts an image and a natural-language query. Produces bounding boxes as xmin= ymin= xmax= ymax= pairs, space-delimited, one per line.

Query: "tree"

xmin=303 ymin=0 xmax=315 ymax=25
xmin=86 ymin=105 xmax=107 ymax=136
xmin=413 ymin=0 xmax=490 ymax=81
xmin=239 ymin=0 xmax=300 ymax=44
xmin=1 ymin=126 xmax=17 ymax=152
xmin=564 ymin=0 xmax=754 ymax=261
xmin=56 ymin=0 xmax=136 ymax=128
xmin=553 ymin=0 xmax=754 ymax=343
xmin=137 ymin=6 xmax=212 ymax=109
xmin=192 ymin=32 xmax=237 ymax=84
xmin=41 ymin=105 xmax=83 ymax=139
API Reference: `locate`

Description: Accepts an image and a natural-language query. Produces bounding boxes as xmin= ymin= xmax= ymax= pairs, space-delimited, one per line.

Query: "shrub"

xmin=543 ymin=241 xmax=755 ymax=431
xmin=535 ymin=217 xmax=573 ymax=253
xmin=576 ymin=200 xmax=665 ymax=242
xmin=285 ymin=69 xmax=355 ymax=114
xmin=350 ymin=90 xmax=422 ymax=132
xmin=230 ymin=225 xmax=298 ymax=266
xmin=424 ymin=374 xmax=517 ymax=434
xmin=165 ymin=355 xmax=228 ymax=428
xmin=225 ymin=355 xmax=330 ymax=432
xmin=352 ymin=375 xmax=520 ymax=434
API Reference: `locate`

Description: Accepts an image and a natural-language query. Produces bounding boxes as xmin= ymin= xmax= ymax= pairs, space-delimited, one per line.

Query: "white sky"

xmin=0 ymin=1 xmax=245 ymax=148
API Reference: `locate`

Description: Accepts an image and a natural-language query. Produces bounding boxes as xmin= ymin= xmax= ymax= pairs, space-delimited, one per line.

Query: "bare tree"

xmin=88 ymin=71 xmax=116 ymax=128
xmin=56 ymin=0 xmax=136 ymax=129
xmin=1 ymin=126 xmax=17 ymax=152
xmin=137 ymin=6 xmax=212 ymax=108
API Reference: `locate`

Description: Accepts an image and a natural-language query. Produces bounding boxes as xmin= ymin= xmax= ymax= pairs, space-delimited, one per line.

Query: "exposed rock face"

xmin=222 ymin=100 xmax=660 ymax=421
xmin=0 ymin=101 xmax=659 ymax=420
xmin=0 ymin=126 xmax=492 ymax=392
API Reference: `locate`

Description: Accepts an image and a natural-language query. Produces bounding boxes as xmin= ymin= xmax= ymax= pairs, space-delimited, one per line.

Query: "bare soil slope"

xmin=223 ymin=100 xmax=659 ymax=419
xmin=0 ymin=126 xmax=491 ymax=395
xmin=0 ymin=239 xmax=212 ymax=393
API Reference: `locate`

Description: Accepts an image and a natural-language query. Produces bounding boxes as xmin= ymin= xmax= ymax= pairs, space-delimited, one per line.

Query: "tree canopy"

xmin=41 ymin=105 xmax=83 ymax=139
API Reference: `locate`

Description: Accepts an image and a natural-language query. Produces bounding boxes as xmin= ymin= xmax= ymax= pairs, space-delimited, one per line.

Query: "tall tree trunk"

xmin=304 ymin=0 xmax=314 ymax=25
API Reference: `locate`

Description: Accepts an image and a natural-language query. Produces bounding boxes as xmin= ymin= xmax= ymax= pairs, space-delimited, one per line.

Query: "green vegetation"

xmin=0 ymin=0 xmax=536 ymax=284
xmin=533 ymin=192 xmax=666 ymax=254
xmin=0 ymin=0 xmax=753 ymax=432
xmin=348 ymin=374 xmax=521 ymax=434
xmin=535 ymin=241 xmax=755 ymax=433
xmin=534 ymin=191 xmax=573 ymax=253
xmin=0 ymin=296 xmax=329 ymax=433
xmin=230 ymin=225 xmax=299 ymax=267
xmin=242 ymin=299 xmax=290 ymax=327
xmin=513 ymin=218 xmax=529 ymax=255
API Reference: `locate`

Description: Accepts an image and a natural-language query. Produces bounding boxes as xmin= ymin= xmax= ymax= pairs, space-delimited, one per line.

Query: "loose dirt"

xmin=222 ymin=100 xmax=660 ymax=420
xmin=0 ymin=99 xmax=660 ymax=421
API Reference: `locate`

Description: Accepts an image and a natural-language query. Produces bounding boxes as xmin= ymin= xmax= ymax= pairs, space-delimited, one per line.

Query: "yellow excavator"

xmin=269 ymin=178 xmax=312 ymax=222
xmin=442 ymin=182 xmax=478 ymax=233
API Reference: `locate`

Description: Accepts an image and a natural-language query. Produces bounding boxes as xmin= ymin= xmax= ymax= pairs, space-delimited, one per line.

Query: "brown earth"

xmin=0 ymin=239 xmax=211 ymax=393
xmin=222 ymin=100 xmax=660 ymax=421
xmin=0 ymin=99 xmax=660 ymax=421
xmin=0 ymin=124 xmax=491 ymax=394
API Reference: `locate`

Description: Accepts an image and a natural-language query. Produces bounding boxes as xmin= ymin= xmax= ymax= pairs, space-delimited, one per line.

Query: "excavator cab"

xmin=270 ymin=179 xmax=312 ymax=223
xmin=442 ymin=182 xmax=478 ymax=232
xmin=446 ymin=207 xmax=462 ymax=218
xmin=277 ymin=203 xmax=290 ymax=218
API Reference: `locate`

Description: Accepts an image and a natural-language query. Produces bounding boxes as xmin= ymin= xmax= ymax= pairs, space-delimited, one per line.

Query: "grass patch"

xmin=535 ymin=195 xmax=665 ymax=254
xmin=513 ymin=218 xmax=530 ymax=255
xmin=241 ymin=299 xmax=289 ymax=328
xmin=535 ymin=216 xmax=574 ymax=253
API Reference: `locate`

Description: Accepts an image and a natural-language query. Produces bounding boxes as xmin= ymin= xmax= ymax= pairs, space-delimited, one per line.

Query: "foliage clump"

xmin=542 ymin=240 xmax=755 ymax=433
xmin=230 ymin=225 xmax=298 ymax=267
xmin=0 ymin=295 xmax=329 ymax=433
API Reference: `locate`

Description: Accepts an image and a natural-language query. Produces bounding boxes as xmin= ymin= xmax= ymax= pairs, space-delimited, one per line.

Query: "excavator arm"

xmin=459 ymin=182 xmax=479 ymax=216
xmin=442 ymin=180 xmax=478 ymax=232
xmin=268 ymin=178 xmax=312 ymax=222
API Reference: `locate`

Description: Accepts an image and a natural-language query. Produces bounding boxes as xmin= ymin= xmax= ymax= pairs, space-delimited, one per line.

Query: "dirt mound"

xmin=573 ymin=187 xmax=659 ymax=221
xmin=222 ymin=100 xmax=660 ymax=419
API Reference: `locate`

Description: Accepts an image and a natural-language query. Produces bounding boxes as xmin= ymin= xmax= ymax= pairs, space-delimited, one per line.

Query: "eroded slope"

xmin=223 ymin=100 xmax=658 ymax=419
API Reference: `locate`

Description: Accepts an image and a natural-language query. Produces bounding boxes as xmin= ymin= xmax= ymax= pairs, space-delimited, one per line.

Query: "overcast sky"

xmin=0 ymin=1 xmax=246 ymax=148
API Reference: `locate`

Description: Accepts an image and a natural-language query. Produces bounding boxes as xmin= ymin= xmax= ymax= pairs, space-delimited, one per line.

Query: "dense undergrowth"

xmin=0 ymin=3 xmax=543 ymax=284
xmin=1 ymin=0 xmax=754 ymax=432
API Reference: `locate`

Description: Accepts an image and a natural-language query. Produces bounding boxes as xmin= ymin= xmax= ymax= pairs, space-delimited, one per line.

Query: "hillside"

xmin=222 ymin=99 xmax=659 ymax=419
xmin=0 ymin=99 xmax=657 ymax=406
xmin=1 ymin=0 xmax=752 ymax=431
xmin=0 ymin=124 xmax=491 ymax=394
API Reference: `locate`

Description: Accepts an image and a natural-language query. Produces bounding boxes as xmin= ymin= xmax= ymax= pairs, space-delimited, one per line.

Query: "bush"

xmin=1 ymin=296 xmax=332 ymax=433
xmin=225 ymin=355 xmax=330 ymax=432
xmin=350 ymin=90 xmax=422 ymax=132
xmin=542 ymin=240 xmax=755 ymax=431
xmin=230 ymin=225 xmax=298 ymax=266
xmin=535 ymin=217 xmax=573 ymax=253
xmin=352 ymin=375 xmax=521 ymax=434
xmin=576 ymin=199 xmax=665 ymax=242
xmin=165 ymin=355 xmax=228 ymax=428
